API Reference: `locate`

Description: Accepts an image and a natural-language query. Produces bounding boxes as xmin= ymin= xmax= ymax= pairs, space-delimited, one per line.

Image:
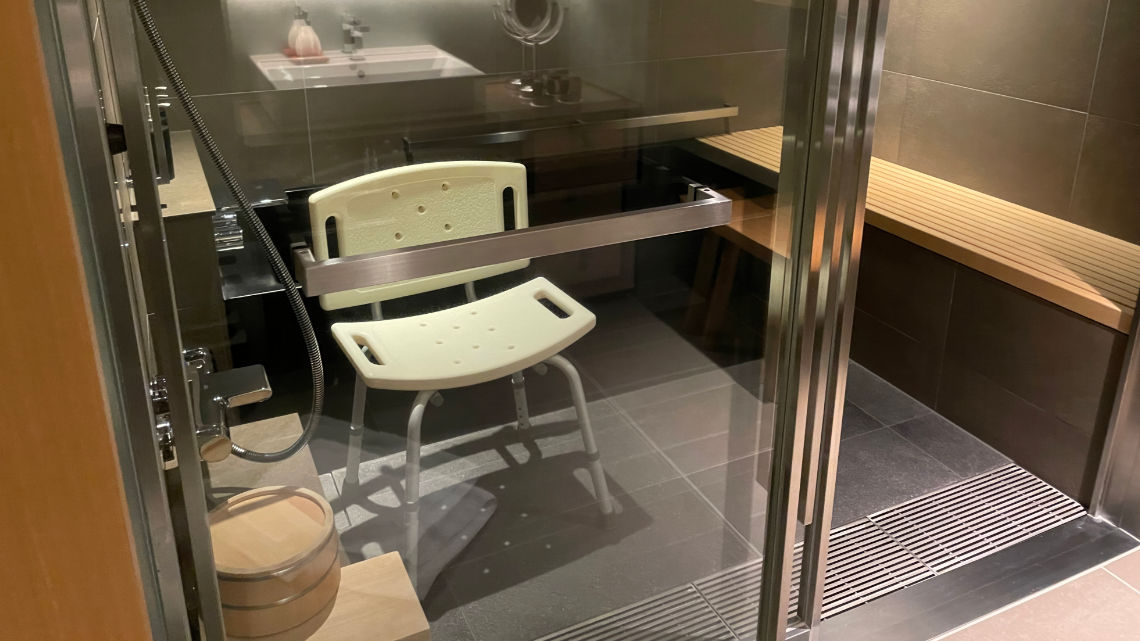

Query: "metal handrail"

xmin=293 ymin=186 xmax=732 ymax=297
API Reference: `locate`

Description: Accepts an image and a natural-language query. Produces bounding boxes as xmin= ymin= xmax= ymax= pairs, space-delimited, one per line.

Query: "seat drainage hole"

xmin=470 ymin=310 xmax=478 ymax=315
xmin=441 ymin=182 xmax=450 ymax=191
xmin=419 ymin=322 xmax=427 ymax=328
xmin=417 ymin=205 xmax=426 ymax=214
xmin=453 ymin=325 xmax=461 ymax=330
xmin=435 ymin=340 xmax=443 ymax=345
xmin=453 ymin=360 xmax=462 ymax=365
xmin=394 ymin=232 xmax=403 ymax=241
xmin=391 ymin=190 xmax=400 ymax=199
xmin=472 ymin=345 xmax=480 ymax=350
xmin=508 ymin=345 xmax=515 ymax=350
xmin=444 ymin=223 xmax=453 ymax=231
xmin=488 ymin=327 xmax=496 ymax=332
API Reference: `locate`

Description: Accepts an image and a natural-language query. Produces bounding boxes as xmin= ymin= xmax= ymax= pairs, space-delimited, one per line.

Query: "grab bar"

xmin=293 ymin=185 xmax=732 ymax=297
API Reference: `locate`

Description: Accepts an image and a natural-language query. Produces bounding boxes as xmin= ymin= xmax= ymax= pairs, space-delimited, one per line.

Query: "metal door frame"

xmin=755 ymin=0 xmax=890 ymax=639
xmin=42 ymin=0 xmax=891 ymax=638
xmin=32 ymin=0 xmax=194 ymax=639
xmin=98 ymin=0 xmax=230 ymax=637
xmin=35 ymin=0 xmax=227 ymax=637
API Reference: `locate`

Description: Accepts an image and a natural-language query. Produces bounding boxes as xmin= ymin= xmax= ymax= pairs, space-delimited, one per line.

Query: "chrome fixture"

xmin=134 ymin=0 xmax=325 ymax=468
xmin=183 ymin=347 xmax=272 ymax=462
xmin=493 ymin=0 xmax=566 ymax=102
xmin=341 ymin=15 xmax=370 ymax=59
xmin=212 ymin=210 xmax=243 ymax=252
xmin=142 ymin=85 xmax=174 ymax=184
xmin=149 ymin=376 xmax=175 ymax=462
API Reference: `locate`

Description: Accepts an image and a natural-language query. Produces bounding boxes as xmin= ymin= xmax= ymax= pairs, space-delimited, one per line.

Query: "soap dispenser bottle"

xmin=293 ymin=15 xmax=323 ymax=58
xmin=287 ymin=5 xmax=307 ymax=52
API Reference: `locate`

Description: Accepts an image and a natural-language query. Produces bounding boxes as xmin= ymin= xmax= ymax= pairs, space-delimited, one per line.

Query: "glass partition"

xmin=84 ymin=0 xmax=874 ymax=638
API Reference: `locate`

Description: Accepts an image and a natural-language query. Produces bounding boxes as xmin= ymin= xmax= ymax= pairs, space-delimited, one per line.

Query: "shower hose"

xmin=132 ymin=0 xmax=324 ymax=463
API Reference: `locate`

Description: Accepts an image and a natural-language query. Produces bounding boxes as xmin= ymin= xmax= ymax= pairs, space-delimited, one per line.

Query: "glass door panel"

xmin=91 ymin=0 xmax=882 ymax=638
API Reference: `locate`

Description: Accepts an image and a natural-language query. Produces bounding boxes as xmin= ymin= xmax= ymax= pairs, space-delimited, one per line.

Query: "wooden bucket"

xmin=209 ymin=486 xmax=341 ymax=640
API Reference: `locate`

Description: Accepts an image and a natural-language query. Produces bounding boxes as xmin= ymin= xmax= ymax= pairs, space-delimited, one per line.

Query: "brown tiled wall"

xmin=874 ymin=0 xmax=1140 ymax=243
xmin=852 ymin=226 xmax=1129 ymax=503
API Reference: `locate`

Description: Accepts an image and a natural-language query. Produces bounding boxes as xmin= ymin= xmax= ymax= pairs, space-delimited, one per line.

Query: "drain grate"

xmin=537 ymin=464 xmax=1084 ymax=640
xmin=535 ymin=585 xmax=735 ymax=641
xmin=868 ymin=464 xmax=1086 ymax=575
xmin=697 ymin=464 xmax=1083 ymax=639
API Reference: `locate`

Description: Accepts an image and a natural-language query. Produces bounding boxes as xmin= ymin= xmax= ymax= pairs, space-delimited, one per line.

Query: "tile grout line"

xmin=884 ymin=423 xmax=974 ymax=482
xmin=1068 ymin=0 xmax=1114 ymax=214
xmin=1103 ymin=567 xmax=1140 ymax=597
xmin=574 ymin=360 xmax=764 ymax=559
xmin=931 ymin=267 xmax=957 ymax=413
xmin=897 ymin=71 xmax=1091 ymax=116
xmin=301 ymin=85 xmax=315 ymax=184
xmin=691 ymin=581 xmax=744 ymax=641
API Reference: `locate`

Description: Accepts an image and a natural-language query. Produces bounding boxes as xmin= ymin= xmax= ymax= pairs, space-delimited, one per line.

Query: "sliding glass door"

xmin=47 ymin=0 xmax=888 ymax=638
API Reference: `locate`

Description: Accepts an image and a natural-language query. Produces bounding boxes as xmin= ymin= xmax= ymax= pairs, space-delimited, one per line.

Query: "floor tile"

xmin=569 ymin=329 xmax=721 ymax=396
xmin=438 ymin=479 xmax=754 ymax=641
xmin=625 ymin=382 xmax=767 ymax=451
xmin=608 ymin=368 xmax=736 ymax=413
xmin=891 ymin=412 xmax=1010 ymax=477
xmin=846 ymin=361 xmax=932 ymax=426
xmin=942 ymin=569 xmax=1140 ymax=640
xmin=841 ymin=402 xmax=884 ymax=440
xmin=660 ymin=429 xmax=766 ymax=476
xmin=724 ymin=358 xmax=765 ymax=392
xmin=688 ymin=452 xmax=772 ymax=549
xmin=832 ymin=428 xmax=961 ymax=527
xmin=422 ymin=583 xmax=477 ymax=641
xmin=1107 ymin=549 xmax=1140 ymax=592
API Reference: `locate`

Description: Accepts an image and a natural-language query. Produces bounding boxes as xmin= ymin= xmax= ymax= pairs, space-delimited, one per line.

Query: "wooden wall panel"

xmin=0 ymin=2 xmax=154 ymax=640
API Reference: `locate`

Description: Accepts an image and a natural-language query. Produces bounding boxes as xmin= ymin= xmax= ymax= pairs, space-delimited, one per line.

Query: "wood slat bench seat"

xmin=697 ymin=126 xmax=1140 ymax=333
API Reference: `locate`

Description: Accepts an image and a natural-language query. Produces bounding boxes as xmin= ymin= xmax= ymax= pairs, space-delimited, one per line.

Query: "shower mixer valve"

xmin=183 ymin=347 xmax=273 ymax=463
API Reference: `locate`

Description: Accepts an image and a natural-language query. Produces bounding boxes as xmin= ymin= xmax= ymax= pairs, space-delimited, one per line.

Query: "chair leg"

xmin=685 ymin=231 xmax=722 ymax=333
xmin=404 ymin=389 xmax=435 ymax=591
xmin=511 ymin=371 xmax=531 ymax=430
xmin=703 ymin=242 xmax=741 ymax=348
xmin=346 ymin=304 xmax=382 ymax=494
xmin=345 ymin=373 xmax=367 ymax=492
xmin=545 ymin=355 xmax=614 ymax=516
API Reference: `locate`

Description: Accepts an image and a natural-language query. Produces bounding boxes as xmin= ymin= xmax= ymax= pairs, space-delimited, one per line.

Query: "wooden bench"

xmin=696 ymin=126 xmax=1140 ymax=334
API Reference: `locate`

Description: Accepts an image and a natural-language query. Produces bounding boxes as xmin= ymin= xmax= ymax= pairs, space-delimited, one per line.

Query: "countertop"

xmin=157 ymin=130 xmax=215 ymax=217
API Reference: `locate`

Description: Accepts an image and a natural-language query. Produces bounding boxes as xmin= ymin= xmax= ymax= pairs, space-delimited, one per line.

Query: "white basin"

xmin=251 ymin=45 xmax=483 ymax=90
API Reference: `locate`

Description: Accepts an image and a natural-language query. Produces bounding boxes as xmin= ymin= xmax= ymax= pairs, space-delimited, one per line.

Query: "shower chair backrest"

xmin=308 ymin=161 xmax=530 ymax=311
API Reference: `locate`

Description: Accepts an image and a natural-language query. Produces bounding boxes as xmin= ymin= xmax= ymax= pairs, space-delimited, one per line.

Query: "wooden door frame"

xmin=0 ymin=2 xmax=153 ymax=639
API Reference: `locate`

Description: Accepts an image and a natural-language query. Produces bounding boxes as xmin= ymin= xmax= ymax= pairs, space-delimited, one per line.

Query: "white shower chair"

xmin=308 ymin=161 xmax=614 ymax=585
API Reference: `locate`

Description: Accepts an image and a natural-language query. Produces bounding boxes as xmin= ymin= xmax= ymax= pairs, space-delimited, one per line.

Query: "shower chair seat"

xmin=309 ymin=161 xmax=614 ymax=590
xmin=331 ymin=277 xmax=593 ymax=391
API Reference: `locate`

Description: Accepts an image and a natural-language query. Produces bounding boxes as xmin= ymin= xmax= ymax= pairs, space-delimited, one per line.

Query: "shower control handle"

xmin=183 ymin=348 xmax=273 ymax=463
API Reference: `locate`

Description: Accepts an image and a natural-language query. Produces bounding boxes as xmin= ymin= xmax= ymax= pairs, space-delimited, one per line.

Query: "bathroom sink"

xmin=251 ymin=45 xmax=482 ymax=90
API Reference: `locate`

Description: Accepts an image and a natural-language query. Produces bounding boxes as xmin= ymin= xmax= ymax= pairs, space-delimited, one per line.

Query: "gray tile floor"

xmin=313 ymin=298 xmax=1011 ymax=641
xmin=836 ymin=363 xmax=1011 ymax=527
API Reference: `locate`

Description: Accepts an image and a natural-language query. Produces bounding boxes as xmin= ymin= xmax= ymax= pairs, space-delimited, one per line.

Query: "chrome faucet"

xmin=341 ymin=15 xmax=369 ymax=59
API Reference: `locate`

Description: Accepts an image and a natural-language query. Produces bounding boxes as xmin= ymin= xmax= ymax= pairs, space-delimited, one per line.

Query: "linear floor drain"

xmin=868 ymin=464 xmax=1086 ymax=575
xmin=538 ymin=464 xmax=1084 ymax=641
xmin=534 ymin=585 xmax=734 ymax=641
xmin=697 ymin=464 xmax=1083 ymax=640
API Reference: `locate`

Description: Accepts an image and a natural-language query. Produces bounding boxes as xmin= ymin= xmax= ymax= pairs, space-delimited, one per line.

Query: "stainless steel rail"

xmin=293 ymin=186 xmax=732 ymax=297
